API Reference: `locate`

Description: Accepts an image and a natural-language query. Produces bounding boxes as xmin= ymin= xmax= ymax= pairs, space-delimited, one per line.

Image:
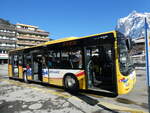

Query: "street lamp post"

xmin=144 ymin=17 xmax=150 ymax=113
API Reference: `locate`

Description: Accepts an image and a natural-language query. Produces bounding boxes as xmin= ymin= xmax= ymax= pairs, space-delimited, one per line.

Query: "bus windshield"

xmin=118 ymin=38 xmax=134 ymax=76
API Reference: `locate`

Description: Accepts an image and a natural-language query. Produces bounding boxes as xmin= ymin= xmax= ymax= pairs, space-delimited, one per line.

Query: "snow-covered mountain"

xmin=116 ymin=11 xmax=150 ymax=38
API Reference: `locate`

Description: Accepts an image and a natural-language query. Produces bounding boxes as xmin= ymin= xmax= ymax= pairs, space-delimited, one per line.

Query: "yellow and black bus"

xmin=8 ymin=31 xmax=136 ymax=96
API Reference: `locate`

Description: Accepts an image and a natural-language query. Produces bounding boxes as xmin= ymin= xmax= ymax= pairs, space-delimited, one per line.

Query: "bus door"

xmin=86 ymin=45 xmax=116 ymax=93
xmin=18 ymin=54 xmax=23 ymax=79
xmin=8 ymin=54 xmax=13 ymax=77
xmin=32 ymin=54 xmax=43 ymax=81
xmin=32 ymin=53 xmax=48 ymax=82
xmin=25 ymin=54 xmax=33 ymax=80
xmin=12 ymin=54 xmax=19 ymax=77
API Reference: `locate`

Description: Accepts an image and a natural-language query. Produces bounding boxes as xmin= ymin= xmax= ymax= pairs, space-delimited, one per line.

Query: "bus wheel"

xmin=23 ymin=72 xmax=28 ymax=83
xmin=64 ymin=74 xmax=79 ymax=93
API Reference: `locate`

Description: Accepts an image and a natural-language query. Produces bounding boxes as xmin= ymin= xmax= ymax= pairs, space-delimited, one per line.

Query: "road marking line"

xmin=0 ymin=79 xmax=147 ymax=113
xmin=98 ymin=101 xmax=148 ymax=113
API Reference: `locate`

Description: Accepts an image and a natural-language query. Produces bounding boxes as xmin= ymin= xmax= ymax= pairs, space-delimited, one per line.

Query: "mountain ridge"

xmin=116 ymin=11 xmax=150 ymax=38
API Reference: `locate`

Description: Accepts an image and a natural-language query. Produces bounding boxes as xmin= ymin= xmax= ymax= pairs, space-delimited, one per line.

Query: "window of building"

xmin=11 ymin=38 xmax=16 ymax=40
xmin=0 ymin=30 xmax=4 ymax=32
xmin=16 ymin=25 xmax=21 ymax=28
xmin=28 ymin=27 xmax=34 ymax=31
xmin=21 ymin=26 xmax=28 ymax=29
xmin=3 ymin=36 xmax=6 ymax=39
xmin=6 ymin=30 xmax=10 ymax=33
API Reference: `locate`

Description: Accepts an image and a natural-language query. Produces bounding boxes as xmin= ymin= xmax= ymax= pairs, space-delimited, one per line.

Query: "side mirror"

xmin=126 ymin=38 xmax=133 ymax=50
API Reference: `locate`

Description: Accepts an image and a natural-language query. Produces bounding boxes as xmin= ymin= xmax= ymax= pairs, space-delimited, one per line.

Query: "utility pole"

xmin=144 ymin=17 xmax=150 ymax=113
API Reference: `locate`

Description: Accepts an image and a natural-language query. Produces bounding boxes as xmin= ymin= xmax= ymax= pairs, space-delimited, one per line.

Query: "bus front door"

xmin=86 ymin=45 xmax=116 ymax=93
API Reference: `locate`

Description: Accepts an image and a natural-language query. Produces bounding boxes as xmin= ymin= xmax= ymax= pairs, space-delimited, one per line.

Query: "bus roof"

xmin=9 ymin=30 xmax=116 ymax=52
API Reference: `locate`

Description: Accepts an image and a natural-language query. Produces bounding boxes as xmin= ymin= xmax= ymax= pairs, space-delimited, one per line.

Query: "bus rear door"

xmin=12 ymin=54 xmax=19 ymax=78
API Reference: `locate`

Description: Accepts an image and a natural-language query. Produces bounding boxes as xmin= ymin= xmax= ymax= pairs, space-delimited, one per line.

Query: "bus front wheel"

xmin=63 ymin=74 xmax=79 ymax=93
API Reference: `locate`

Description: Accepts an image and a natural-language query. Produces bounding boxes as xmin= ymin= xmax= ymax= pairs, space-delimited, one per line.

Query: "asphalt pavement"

xmin=0 ymin=64 xmax=148 ymax=113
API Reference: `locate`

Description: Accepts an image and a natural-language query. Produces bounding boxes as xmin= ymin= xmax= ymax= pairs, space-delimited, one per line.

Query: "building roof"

xmin=16 ymin=23 xmax=38 ymax=28
xmin=133 ymin=38 xmax=145 ymax=44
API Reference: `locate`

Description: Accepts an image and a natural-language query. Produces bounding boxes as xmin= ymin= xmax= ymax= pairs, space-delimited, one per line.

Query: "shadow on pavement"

xmin=81 ymin=89 xmax=118 ymax=98
xmin=73 ymin=93 xmax=119 ymax=113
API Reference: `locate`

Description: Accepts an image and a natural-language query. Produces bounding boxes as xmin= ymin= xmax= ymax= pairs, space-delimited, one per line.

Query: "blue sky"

xmin=1 ymin=0 xmax=150 ymax=39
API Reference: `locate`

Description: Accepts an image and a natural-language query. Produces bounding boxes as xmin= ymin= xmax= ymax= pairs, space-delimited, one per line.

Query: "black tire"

xmin=23 ymin=71 xmax=28 ymax=83
xmin=63 ymin=74 xmax=79 ymax=93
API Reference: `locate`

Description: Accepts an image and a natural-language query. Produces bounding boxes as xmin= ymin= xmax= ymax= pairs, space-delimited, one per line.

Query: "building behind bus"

xmin=0 ymin=18 xmax=51 ymax=64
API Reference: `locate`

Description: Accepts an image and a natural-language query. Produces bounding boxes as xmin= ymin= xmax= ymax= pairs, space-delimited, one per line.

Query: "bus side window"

xmin=18 ymin=55 xmax=23 ymax=66
xmin=13 ymin=55 xmax=19 ymax=67
xmin=47 ymin=51 xmax=60 ymax=69
xmin=47 ymin=51 xmax=56 ymax=69
xmin=47 ymin=57 xmax=52 ymax=68
xmin=61 ymin=51 xmax=72 ymax=69
xmin=61 ymin=49 xmax=82 ymax=69
xmin=41 ymin=56 xmax=47 ymax=68
xmin=9 ymin=54 xmax=12 ymax=65
xmin=70 ymin=50 xmax=82 ymax=69
xmin=26 ymin=55 xmax=32 ymax=67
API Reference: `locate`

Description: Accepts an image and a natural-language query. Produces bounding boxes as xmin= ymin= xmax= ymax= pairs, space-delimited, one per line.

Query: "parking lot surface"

xmin=0 ymin=64 xmax=148 ymax=113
